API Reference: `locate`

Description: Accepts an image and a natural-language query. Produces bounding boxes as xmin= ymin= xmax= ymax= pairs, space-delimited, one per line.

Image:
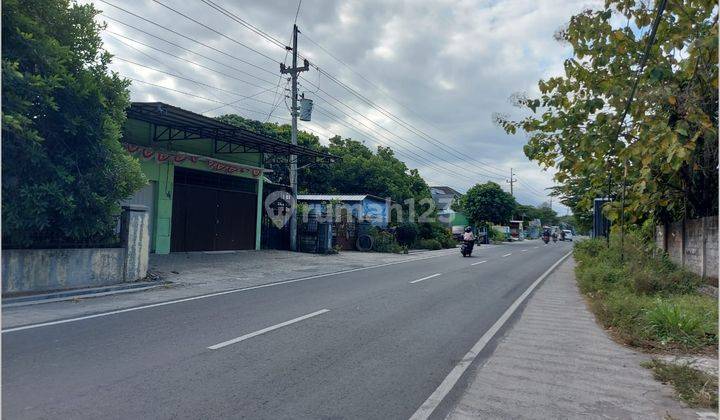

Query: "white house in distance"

xmin=429 ymin=186 xmax=466 ymax=227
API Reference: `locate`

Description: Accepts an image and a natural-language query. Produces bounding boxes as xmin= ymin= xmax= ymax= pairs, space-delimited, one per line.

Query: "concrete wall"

xmin=2 ymin=248 xmax=125 ymax=294
xmin=2 ymin=206 xmax=151 ymax=295
xmin=656 ymin=216 xmax=718 ymax=282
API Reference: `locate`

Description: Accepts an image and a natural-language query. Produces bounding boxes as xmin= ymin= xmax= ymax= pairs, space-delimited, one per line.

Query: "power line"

xmin=110 ymin=1 xmax=504 ymax=182
xmin=118 ymin=0 xmax=507 ymax=179
xmin=104 ymin=29 xmax=276 ymax=88
xmin=303 ymin=80 xmax=506 ymax=182
xmin=148 ymin=0 xmax=280 ymax=63
xmin=102 ymin=3 xmax=508 ymax=189
xmin=97 ymin=3 xmax=277 ymax=78
xmin=311 ymin=106 xmax=470 ymax=189
xmin=113 ymin=56 xmax=279 ymax=107
xmin=299 ymin=32 xmax=511 ymax=178
xmin=311 ymin=102 xmax=482 ymax=183
xmin=199 ymin=0 xmax=287 ymax=50
xmin=125 ymin=77 xmax=290 ymax=122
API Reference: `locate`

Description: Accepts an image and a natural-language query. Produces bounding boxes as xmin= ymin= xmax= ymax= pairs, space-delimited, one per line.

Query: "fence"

xmin=2 ymin=205 xmax=151 ymax=295
xmin=655 ymin=215 xmax=718 ymax=283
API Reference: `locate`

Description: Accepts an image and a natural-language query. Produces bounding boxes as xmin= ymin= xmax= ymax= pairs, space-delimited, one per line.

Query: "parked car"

xmin=562 ymin=229 xmax=573 ymax=241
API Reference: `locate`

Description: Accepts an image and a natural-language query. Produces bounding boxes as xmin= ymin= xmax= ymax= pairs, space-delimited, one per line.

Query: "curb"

xmin=2 ymin=281 xmax=172 ymax=308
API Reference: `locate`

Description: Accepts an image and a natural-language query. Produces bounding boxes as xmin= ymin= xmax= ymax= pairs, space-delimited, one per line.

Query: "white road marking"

xmin=2 ymin=252 xmax=455 ymax=334
xmin=521 ymin=249 xmax=528 ymax=252
xmin=502 ymin=253 xmax=512 ymax=257
xmin=208 ymin=309 xmax=330 ymax=350
xmin=409 ymin=273 xmax=442 ymax=284
xmin=409 ymin=250 xmax=573 ymax=420
xmin=471 ymin=260 xmax=487 ymax=266
xmin=534 ymin=246 xmax=539 ymax=249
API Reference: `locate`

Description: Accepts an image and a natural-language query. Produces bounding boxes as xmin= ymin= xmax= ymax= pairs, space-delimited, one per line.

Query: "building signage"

xmin=124 ymin=143 xmax=262 ymax=178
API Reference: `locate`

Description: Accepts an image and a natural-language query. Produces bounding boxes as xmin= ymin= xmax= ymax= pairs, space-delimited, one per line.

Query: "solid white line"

xmin=409 ymin=273 xmax=442 ymax=284
xmin=409 ymin=250 xmax=573 ymax=420
xmin=2 ymin=252 xmax=455 ymax=334
xmin=470 ymin=260 xmax=487 ymax=266
xmin=502 ymin=253 xmax=512 ymax=257
xmin=208 ymin=309 xmax=330 ymax=350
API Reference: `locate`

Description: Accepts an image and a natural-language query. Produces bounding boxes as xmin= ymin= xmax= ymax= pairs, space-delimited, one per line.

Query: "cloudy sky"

xmin=88 ymin=0 xmax=603 ymax=213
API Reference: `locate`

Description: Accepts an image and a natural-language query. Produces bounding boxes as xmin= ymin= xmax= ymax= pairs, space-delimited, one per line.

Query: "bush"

xmin=370 ymin=229 xmax=405 ymax=253
xmin=413 ymin=221 xmax=455 ymax=249
xmin=415 ymin=239 xmax=442 ymax=250
xmin=574 ymin=234 xmax=717 ymax=352
xmin=395 ymin=222 xmax=419 ymax=246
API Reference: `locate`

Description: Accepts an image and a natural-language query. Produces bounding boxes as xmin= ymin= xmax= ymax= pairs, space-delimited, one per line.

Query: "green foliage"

xmin=2 ymin=0 xmax=145 ymax=247
xmin=417 ymin=221 xmax=455 ymax=248
xmin=369 ymin=229 xmax=405 ymax=253
xmin=458 ymin=182 xmax=517 ymax=226
xmin=515 ymin=202 xmax=559 ymax=226
xmin=395 ymin=222 xmax=419 ymax=246
xmin=498 ymin=1 xmax=718 ymax=225
xmin=645 ymin=298 xmax=717 ymax=348
xmin=415 ymin=238 xmax=441 ymax=250
xmin=642 ymin=359 xmax=718 ymax=409
xmin=574 ymin=236 xmax=717 ymax=352
xmin=487 ymin=226 xmax=503 ymax=242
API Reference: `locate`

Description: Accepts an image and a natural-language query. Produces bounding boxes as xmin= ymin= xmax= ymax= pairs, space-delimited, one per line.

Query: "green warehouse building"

xmin=121 ymin=102 xmax=334 ymax=254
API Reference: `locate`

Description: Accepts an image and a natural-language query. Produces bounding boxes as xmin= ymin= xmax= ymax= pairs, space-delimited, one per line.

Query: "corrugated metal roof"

xmin=297 ymin=194 xmax=368 ymax=202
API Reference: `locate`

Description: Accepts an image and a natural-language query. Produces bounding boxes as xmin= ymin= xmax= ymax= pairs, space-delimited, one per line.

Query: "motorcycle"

xmin=542 ymin=234 xmax=550 ymax=244
xmin=460 ymin=240 xmax=474 ymax=257
xmin=552 ymin=234 xmax=558 ymax=243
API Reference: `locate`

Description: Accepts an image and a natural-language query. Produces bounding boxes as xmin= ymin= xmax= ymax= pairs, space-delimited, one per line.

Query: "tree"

xmin=458 ymin=182 xmax=517 ymax=226
xmin=497 ymin=0 xmax=718 ymax=226
xmin=535 ymin=202 xmax=559 ymax=226
xmin=2 ymin=0 xmax=145 ymax=247
xmin=514 ymin=202 xmax=558 ymax=226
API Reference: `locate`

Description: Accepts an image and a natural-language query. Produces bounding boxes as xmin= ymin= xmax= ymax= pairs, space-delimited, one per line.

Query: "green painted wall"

xmin=451 ymin=212 xmax=470 ymax=227
xmin=124 ymin=118 xmax=264 ymax=254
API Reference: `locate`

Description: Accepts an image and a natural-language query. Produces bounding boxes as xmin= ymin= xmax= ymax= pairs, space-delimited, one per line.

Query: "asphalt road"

xmin=3 ymin=240 xmax=572 ymax=419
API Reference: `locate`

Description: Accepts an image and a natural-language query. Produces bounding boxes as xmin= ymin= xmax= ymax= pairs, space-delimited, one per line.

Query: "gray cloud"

xmin=90 ymin=0 xmax=602 ymax=211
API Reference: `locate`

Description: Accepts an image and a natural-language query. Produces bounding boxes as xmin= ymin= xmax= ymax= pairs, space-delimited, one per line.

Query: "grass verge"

xmin=641 ymin=359 xmax=718 ymax=409
xmin=574 ymin=235 xmax=717 ymax=353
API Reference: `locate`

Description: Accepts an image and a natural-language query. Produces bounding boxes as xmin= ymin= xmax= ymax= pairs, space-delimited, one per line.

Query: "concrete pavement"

xmin=445 ymin=256 xmax=709 ymax=420
xmin=3 ymin=240 xmax=570 ymax=419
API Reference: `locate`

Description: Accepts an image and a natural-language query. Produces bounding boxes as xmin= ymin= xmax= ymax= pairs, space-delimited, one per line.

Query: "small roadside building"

xmin=121 ymin=102 xmax=335 ymax=254
xmin=297 ymin=194 xmax=390 ymax=227
xmin=297 ymin=194 xmax=390 ymax=250
xmin=509 ymin=220 xmax=525 ymax=240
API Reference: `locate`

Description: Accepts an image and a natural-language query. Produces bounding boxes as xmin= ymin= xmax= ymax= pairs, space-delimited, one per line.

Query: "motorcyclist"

xmin=552 ymin=231 xmax=558 ymax=243
xmin=463 ymin=227 xmax=475 ymax=242
xmin=542 ymin=229 xmax=550 ymax=244
xmin=461 ymin=227 xmax=475 ymax=256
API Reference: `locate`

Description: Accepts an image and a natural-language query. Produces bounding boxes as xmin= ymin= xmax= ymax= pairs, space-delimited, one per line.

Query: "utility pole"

xmin=506 ymin=168 xmax=517 ymax=196
xmin=280 ymin=24 xmax=309 ymax=251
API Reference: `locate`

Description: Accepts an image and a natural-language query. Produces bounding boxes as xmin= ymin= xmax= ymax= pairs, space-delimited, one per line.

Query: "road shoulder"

xmin=446 ymin=256 xmax=705 ymax=420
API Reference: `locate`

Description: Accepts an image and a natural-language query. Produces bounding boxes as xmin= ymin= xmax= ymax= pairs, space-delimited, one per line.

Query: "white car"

xmin=562 ymin=229 xmax=573 ymax=241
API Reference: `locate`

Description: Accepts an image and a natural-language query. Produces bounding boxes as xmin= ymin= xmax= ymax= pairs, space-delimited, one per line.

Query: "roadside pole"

xmin=281 ymin=24 xmax=309 ymax=251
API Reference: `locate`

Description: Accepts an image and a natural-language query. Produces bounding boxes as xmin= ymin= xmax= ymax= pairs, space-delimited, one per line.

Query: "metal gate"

xmin=170 ymin=168 xmax=257 ymax=252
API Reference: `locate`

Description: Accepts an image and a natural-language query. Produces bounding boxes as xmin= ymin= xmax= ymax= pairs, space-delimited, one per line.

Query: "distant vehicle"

xmin=562 ymin=229 xmax=574 ymax=241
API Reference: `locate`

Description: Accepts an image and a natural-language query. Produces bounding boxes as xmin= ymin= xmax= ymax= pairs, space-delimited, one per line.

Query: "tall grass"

xmin=574 ymin=235 xmax=717 ymax=352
